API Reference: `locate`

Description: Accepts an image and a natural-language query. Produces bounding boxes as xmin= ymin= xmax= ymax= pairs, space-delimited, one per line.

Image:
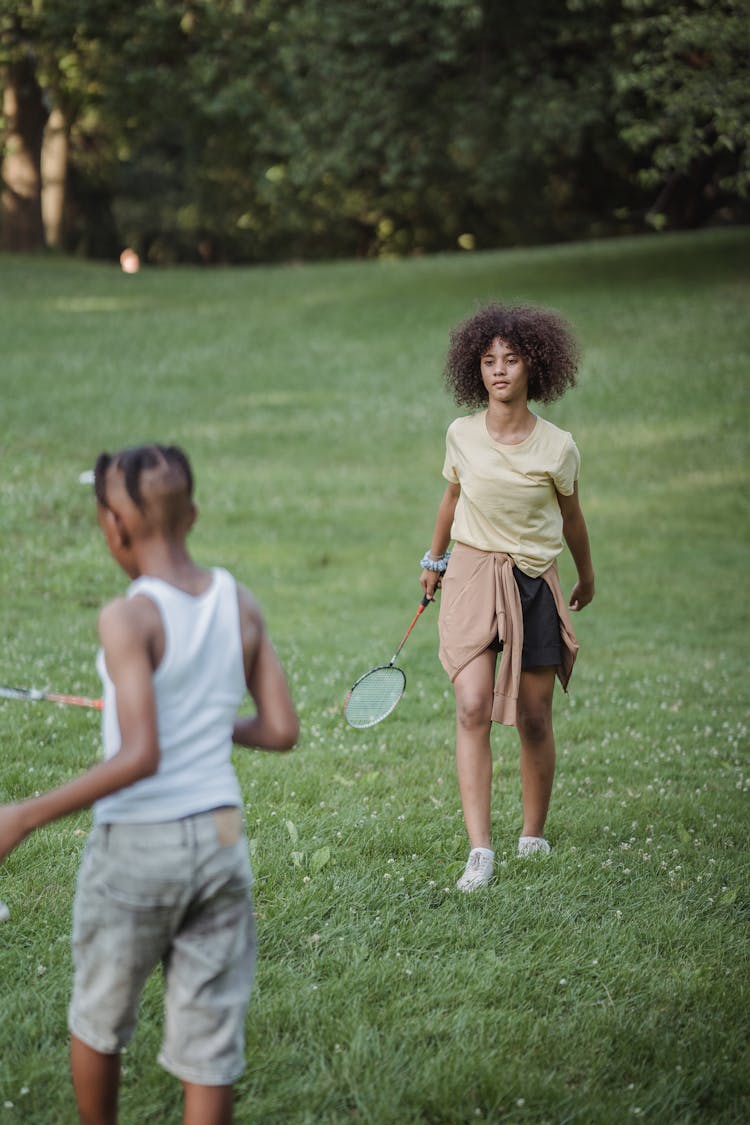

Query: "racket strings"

xmin=345 ymin=665 xmax=406 ymax=728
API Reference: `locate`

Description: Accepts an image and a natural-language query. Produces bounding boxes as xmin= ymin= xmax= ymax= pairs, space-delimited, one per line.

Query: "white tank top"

xmin=94 ymin=567 xmax=247 ymax=824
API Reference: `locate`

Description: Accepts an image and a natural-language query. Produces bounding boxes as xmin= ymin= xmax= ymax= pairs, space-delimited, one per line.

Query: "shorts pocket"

xmin=103 ymin=872 xmax=185 ymax=910
xmin=100 ymin=834 xmax=186 ymax=910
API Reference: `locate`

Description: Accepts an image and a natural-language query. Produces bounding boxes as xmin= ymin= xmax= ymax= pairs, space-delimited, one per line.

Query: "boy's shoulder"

xmin=98 ymin=594 xmax=134 ymax=629
xmin=98 ymin=591 xmax=161 ymax=648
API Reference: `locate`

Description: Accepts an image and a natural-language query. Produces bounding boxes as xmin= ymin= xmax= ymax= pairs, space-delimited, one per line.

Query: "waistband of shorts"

xmin=96 ymin=806 xmax=243 ymax=846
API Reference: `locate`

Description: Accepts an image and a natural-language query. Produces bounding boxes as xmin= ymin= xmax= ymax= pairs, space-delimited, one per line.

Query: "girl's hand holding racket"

xmin=419 ymin=545 xmax=451 ymax=599
xmin=420 ymin=568 xmax=442 ymax=600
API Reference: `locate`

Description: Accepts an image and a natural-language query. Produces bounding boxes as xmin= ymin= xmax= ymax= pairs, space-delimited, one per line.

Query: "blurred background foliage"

xmin=1 ymin=0 xmax=748 ymax=264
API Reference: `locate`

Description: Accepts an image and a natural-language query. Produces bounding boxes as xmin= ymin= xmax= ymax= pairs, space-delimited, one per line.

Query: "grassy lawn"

xmin=0 ymin=227 xmax=748 ymax=1123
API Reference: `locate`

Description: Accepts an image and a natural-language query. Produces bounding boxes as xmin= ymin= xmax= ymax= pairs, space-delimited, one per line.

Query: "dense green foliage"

xmin=0 ymin=228 xmax=748 ymax=1121
xmin=612 ymin=0 xmax=750 ymax=226
xmin=1 ymin=0 xmax=748 ymax=261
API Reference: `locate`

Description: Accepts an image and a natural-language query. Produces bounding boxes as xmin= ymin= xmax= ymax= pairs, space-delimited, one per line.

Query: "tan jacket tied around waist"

xmin=438 ymin=543 xmax=579 ymax=726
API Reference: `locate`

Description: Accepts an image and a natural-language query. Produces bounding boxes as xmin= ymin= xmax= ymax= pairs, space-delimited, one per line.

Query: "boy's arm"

xmin=557 ymin=483 xmax=595 ymax=611
xmin=0 ymin=598 xmax=159 ymax=863
xmin=232 ymin=588 xmax=299 ymax=752
xmin=420 ymin=482 xmax=460 ymax=599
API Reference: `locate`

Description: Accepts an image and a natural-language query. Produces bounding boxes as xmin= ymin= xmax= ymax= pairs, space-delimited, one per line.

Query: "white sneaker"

xmin=456 ymin=848 xmax=494 ymax=891
xmin=0 ymin=900 xmax=9 ymax=923
xmin=518 ymin=836 xmax=551 ymax=857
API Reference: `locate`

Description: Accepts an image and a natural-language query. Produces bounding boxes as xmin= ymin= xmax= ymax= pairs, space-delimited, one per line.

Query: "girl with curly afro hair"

xmin=420 ymin=303 xmax=595 ymax=892
xmin=445 ymin=303 xmax=580 ymax=408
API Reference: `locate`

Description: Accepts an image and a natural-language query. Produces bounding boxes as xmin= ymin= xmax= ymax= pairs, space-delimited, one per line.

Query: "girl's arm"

xmin=557 ymin=483 xmax=595 ymax=611
xmin=420 ymin=482 xmax=460 ymax=599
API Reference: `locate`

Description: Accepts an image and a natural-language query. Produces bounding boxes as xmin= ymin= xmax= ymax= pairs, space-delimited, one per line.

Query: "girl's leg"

xmin=182 ymin=1082 xmax=233 ymax=1125
xmin=453 ymin=649 xmax=497 ymax=848
xmin=516 ymin=666 xmax=557 ymax=838
xmin=70 ymin=1035 xmax=120 ymax=1125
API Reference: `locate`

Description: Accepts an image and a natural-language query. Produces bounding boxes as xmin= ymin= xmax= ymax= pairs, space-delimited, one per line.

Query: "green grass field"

xmin=0 ymin=227 xmax=748 ymax=1123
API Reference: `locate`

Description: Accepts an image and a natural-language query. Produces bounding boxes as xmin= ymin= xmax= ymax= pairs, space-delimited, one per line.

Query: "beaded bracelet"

xmin=420 ymin=549 xmax=451 ymax=573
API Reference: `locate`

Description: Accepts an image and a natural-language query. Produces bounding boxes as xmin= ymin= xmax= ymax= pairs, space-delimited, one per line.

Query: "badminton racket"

xmin=0 ymin=684 xmax=103 ymax=710
xmin=344 ymin=595 xmax=431 ymax=728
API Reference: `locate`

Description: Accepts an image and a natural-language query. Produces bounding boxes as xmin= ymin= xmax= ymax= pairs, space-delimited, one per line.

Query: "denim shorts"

xmin=68 ymin=807 xmax=256 ymax=1086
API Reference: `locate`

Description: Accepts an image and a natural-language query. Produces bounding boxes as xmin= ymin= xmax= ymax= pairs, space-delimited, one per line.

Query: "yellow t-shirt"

xmin=442 ymin=411 xmax=580 ymax=577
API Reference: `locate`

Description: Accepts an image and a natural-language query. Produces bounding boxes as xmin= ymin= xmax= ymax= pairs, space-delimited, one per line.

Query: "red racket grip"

xmin=47 ymin=693 xmax=103 ymax=710
xmin=391 ymin=595 xmax=432 ymax=662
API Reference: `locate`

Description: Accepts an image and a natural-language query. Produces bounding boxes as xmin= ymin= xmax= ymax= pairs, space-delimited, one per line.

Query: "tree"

xmin=1 ymin=0 xmax=747 ymax=261
xmin=1 ymin=1 xmax=110 ymax=252
xmin=1 ymin=46 xmax=47 ymax=251
xmin=612 ymin=0 xmax=750 ymax=227
xmin=0 ymin=0 xmax=189 ymax=255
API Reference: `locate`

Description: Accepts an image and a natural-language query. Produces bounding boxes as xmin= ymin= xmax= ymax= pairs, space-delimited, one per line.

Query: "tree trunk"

xmin=1 ymin=56 xmax=48 ymax=252
xmin=41 ymin=106 xmax=68 ymax=248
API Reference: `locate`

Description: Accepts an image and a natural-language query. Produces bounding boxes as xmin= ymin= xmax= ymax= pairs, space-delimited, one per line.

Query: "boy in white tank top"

xmin=0 ymin=443 xmax=299 ymax=1125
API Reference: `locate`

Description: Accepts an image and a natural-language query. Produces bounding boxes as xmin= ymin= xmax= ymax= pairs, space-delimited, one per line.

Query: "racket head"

xmin=344 ymin=665 xmax=406 ymax=729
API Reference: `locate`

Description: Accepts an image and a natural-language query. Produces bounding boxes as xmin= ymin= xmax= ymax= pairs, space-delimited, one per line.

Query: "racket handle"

xmin=391 ymin=594 xmax=432 ymax=661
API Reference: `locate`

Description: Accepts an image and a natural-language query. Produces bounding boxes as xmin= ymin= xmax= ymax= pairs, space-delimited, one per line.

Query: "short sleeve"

xmin=442 ymin=425 xmax=460 ymax=484
xmin=552 ymin=435 xmax=580 ymax=496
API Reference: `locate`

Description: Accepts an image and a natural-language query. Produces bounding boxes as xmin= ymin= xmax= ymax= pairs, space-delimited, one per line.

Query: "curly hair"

xmin=444 ymin=303 xmax=580 ymax=408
